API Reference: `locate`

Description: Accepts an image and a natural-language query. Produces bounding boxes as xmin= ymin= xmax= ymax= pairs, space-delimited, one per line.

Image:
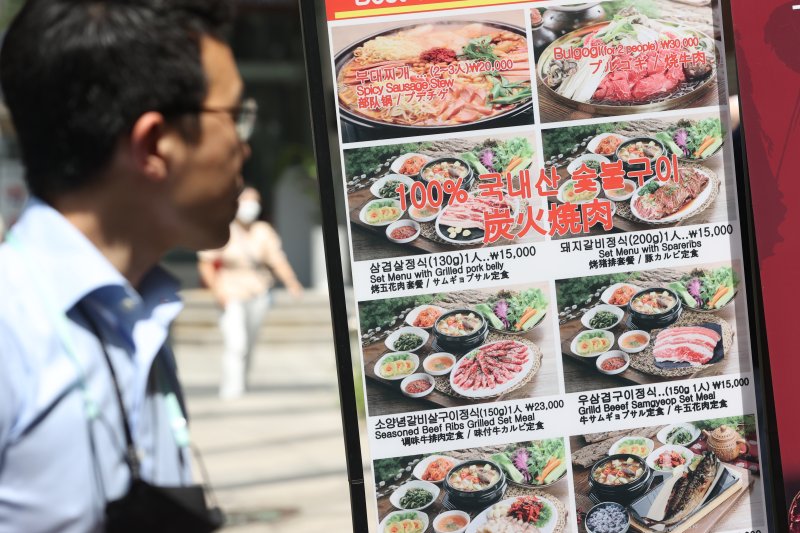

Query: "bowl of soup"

xmin=444 ymin=460 xmax=506 ymax=508
xmin=433 ymin=510 xmax=470 ymax=533
xmin=419 ymin=158 xmax=475 ymax=195
xmin=588 ymin=454 xmax=652 ymax=505
xmin=615 ymin=137 xmax=666 ymax=175
xmin=423 ymin=353 xmax=457 ymax=376
xmin=432 ymin=309 xmax=488 ymax=353
xmin=628 ymin=288 xmax=682 ymax=330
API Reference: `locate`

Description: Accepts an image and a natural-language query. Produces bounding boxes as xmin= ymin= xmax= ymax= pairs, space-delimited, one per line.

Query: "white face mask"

xmin=236 ymin=200 xmax=261 ymax=224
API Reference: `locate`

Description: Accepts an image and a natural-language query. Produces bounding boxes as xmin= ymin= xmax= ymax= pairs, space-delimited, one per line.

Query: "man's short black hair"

xmin=0 ymin=0 xmax=235 ymax=199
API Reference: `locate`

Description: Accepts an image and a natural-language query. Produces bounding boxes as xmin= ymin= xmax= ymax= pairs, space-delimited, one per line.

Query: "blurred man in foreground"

xmin=0 ymin=0 xmax=251 ymax=531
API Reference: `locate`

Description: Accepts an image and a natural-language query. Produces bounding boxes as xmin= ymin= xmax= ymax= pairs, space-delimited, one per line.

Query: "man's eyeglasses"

xmin=197 ymin=97 xmax=258 ymax=143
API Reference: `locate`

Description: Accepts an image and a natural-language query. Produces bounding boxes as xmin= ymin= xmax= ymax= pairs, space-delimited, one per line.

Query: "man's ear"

xmin=130 ymin=112 xmax=170 ymax=182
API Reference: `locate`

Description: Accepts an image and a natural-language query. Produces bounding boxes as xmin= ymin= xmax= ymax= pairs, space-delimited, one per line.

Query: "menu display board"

xmin=299 ymin=0 xmax=786 ymax=531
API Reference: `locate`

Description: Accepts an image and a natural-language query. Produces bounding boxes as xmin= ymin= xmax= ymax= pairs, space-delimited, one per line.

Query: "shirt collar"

xmin=10 ymin=198 xmax=183 ymax=348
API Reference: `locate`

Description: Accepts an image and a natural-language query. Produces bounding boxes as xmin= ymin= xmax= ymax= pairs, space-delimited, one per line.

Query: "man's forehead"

xmin=200 ymin=35 xmax=242 ymax=103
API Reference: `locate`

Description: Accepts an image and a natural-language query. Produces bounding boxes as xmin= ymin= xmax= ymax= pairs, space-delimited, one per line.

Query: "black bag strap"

xmin=77 ymin=303 xmax=142 ymax=480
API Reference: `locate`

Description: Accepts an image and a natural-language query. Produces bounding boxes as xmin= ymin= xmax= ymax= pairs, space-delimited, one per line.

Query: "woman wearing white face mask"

xmin=198 ymin=187 xmax=304 ymax=399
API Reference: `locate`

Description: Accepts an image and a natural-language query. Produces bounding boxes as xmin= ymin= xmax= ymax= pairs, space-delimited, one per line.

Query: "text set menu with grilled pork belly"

xmin=326 ymin=0 xmax=768 ymax=531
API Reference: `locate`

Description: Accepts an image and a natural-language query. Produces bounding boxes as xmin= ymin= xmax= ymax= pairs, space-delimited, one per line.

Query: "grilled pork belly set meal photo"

xmin=344 ymin=134 xmax=539 ymax=262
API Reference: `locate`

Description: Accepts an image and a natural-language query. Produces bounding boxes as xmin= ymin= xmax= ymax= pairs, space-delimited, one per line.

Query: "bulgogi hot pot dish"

xmin=336 ymin=22 xmax=532 ymax=129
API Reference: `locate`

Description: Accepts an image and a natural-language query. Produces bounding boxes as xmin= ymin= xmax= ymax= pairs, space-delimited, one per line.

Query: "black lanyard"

xmin=78 ymin=304 xmax=142 ymax=480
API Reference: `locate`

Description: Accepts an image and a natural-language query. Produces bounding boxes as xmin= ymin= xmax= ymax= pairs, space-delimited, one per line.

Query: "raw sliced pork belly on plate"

xmin=653 ymin=326 xmax=721 ymax=366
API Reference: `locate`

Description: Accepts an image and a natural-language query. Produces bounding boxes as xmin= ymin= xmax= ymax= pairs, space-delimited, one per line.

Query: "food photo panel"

xmin=540 ymin=111 xmax=734 ymax=240
xmin=373 ymin=438 xmax=576 ymax=533
xmin=358 ymin=283 xmax=560 ymax=417
xmin=570 ymin=415 xmax=765 ymax=533
xmin=330 ymin=10 xmax=535 ymax=143
xmin=555 ymin=262 xmax=751 ymax=394
xmin=532 ymin=0 xmax=722 ymax=124
xmin=344 ymin=132 xmax=545 ymax=263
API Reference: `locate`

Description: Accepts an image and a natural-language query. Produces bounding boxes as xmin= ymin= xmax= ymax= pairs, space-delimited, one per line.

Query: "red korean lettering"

xmin=600 ymin=160 xmax=625 ymax=191
xmin=477 ymin=173 xmax=505 ymax=201
xmin=571 ymin=163 xmax=599 ymax=195
xmin=626 ymin=157 xmax=653 ymax=187
xmin=535 ymin=167 xmax=560 ymax=197
xmin=507 ymin=169 xmax=532 ymax=200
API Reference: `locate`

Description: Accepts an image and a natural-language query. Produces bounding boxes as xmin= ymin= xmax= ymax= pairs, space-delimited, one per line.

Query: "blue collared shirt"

xmin=0 ymin=199 xmax=191 ymax=532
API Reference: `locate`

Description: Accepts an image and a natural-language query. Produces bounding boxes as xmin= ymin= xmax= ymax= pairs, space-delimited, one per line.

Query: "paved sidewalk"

xmin=171 ymin=289 xmax=356 ymax=532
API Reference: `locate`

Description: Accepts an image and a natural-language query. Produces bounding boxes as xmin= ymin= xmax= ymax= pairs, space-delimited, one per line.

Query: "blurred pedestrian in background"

xmin=0 ymin=0 xmax=251 ymax=531
xmin=198 ymin=186 xmax=304 ymax=399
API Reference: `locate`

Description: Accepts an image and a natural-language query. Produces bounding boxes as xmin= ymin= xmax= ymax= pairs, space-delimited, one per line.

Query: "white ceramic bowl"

xmin=370 ymin=174 xmax=416 ymax=199
xmin=587 ymin=132 xmax=629 ymax=156
xmin=570 ymin=330 xmax=615 ymax=358
xmin=567 ymin=153 xmax=611 ymax=175
xmin=408 ymin=204 xmax=441 ymax=223
xmin=557 ymin=179 xmax=600 ymax=204
xmin=412 ymin=455 xmax=460 ymax=484
xmin=423 ymin=352 xmax=456 ymax=376
xmin=433 ymin=510 xmax=470 ymax=533
xmin=359 ymin=198 xmax=404 ymax=226
xmin=389 ymin=480 xmax=441 ymax=511
xmin=581 ymin=304 xmax=624 ymax=330
xmin=378 ymin=510 xmax=430 ymax=533
xmin=618 ymin=330 xmax=651 ymax=354
xmin=386 ymin=219 xmax=421 ymax=244
xmin=600 ymin=282 xmax=644 ymax=306
xmin=405 ymin=305 xmax=448 ymax=329
xmin=604 ymin=179 xmax=637 ymax=202
xmin=596 ymin=351 xmax=630 ymax=375
xmin=656 ymin=423 xmax=701 ymax=447
xmin=375 ymin=352 xmax=420 ymax=381
xmin=646 ymin=445 xmax=695 ymax=472
xmin=609 ymin=436 xmax=655 ymax=458
xmin=391 ymin=152 xmax=432 ymax=176
xmin=400 ymin=373 xmax=436 ymax=398
xmin=385 ymin=326 xmax=429 ymax=352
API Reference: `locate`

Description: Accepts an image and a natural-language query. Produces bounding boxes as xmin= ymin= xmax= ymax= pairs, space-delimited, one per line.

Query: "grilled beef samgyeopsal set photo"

xmin=557 ymin=264 xmax=744 ymax=393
